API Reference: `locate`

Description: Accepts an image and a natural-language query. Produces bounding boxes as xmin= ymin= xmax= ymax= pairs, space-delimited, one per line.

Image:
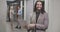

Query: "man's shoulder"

xmin=44 ymin=12 xmax=48 ymax=16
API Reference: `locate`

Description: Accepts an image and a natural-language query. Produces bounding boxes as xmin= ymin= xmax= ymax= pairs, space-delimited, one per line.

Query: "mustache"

xmin=36 ymin=6 xmax=42 ymax=8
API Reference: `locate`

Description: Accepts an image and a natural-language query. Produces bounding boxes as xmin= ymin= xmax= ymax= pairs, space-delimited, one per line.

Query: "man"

xmin=15 ymin=6 xmax=22 ymax=29
xmin=27 ymin=1 xmax=49 ymax=32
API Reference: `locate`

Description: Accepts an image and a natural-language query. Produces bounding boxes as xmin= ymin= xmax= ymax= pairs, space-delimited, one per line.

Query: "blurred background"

xmin=0 ymin=0 xmax=60 ymax=32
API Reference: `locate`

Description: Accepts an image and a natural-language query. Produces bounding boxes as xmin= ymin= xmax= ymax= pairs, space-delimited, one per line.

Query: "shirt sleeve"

xmin=18 ymin=9 xmax=22 ymax=16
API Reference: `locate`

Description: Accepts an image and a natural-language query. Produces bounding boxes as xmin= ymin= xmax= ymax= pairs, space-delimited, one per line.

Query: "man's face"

xmin=36 ymin=2 xmax=42 ymax=10
xmin=18 ymin=7 xmax=20 ymax=9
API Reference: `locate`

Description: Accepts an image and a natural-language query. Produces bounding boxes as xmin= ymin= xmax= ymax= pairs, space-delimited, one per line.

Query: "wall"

xmin=51 ymin=0 xmax=60 ymax=32
xmin=47 ymin=0 xmax=60 ymax=32
xmin=46 ymin=0 xmax=54 ymax=32
xmin=0 ymin=0 xmax=7 ymax=32
xmin=26 ymin=0 xmax=33 ymax=23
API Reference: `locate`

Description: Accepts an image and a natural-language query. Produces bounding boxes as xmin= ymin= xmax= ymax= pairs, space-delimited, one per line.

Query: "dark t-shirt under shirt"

xmin=36 ymin=11 xmax=40 ymax=23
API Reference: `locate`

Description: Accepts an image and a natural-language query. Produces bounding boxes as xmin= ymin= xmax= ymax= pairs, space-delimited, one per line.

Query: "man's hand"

xmin=28 ymin=24 xmax=35 ymax=29
xmin=23 ymin=24 xmax=35 ymax=29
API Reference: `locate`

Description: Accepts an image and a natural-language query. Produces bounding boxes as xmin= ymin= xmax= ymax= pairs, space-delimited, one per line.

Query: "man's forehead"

xmin=37 ymin=2 xmax=42 ymax=4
